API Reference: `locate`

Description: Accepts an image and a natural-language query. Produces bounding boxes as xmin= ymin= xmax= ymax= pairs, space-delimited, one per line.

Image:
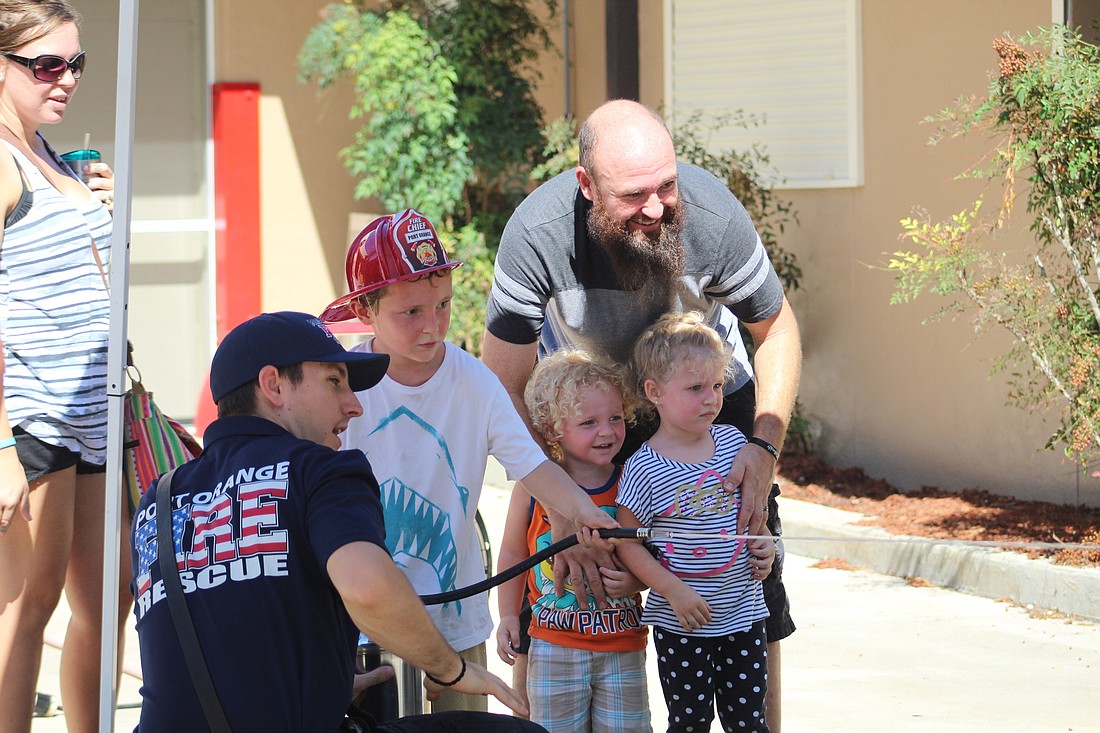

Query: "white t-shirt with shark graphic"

xmin=341 ymin=339 xmax=546 ymax=650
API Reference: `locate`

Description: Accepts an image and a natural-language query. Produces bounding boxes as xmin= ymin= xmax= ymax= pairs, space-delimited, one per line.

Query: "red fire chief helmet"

xmin=319 ymin=209 xmax=462 ymax=323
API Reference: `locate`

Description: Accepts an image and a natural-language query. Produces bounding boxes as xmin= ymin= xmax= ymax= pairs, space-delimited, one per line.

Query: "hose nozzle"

xmin=596 ymin=527 xmax=651 ymax=540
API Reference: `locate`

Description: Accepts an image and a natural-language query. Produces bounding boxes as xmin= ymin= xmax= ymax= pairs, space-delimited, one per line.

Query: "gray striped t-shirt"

xmin=486 ymin=163 xmax=784 ymax=390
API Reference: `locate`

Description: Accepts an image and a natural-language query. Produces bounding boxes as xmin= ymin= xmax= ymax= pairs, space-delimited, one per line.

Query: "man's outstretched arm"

xmin=328 ymin=541 xmax=529 ymax=715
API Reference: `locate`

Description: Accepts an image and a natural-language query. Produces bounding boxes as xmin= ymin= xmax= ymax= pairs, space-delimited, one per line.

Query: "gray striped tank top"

xmin=1 ymin=138 xmax=113 ymax=465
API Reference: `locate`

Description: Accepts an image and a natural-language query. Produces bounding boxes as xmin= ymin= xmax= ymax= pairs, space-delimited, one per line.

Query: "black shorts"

xmin=763 ymin=483 xmax=796 ymax=641
xmin=12 ymin=427 xmax=106 ymax=482
xmin=516 ymin=600 xmax=533 ymax=655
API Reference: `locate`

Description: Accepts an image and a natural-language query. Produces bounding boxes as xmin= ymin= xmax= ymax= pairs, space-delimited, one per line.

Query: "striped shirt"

xmin=1 ymin=138 xmax=113 ymax=464
xmin=617 ymin=424 xmax=769 ymax=636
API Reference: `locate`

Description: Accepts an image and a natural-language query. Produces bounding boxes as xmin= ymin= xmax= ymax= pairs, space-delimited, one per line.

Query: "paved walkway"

xmin=32 ymin=478 xmax=1100 ymax=732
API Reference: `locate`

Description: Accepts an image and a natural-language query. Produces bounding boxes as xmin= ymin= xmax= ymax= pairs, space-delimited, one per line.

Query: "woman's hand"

xmin=85 ymin=161 xmax=114 ymax=213
xmin=0 ymin=446 xmax=31 ymax=533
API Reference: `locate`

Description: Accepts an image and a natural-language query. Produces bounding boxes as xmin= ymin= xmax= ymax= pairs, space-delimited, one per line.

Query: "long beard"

xmin=588 ymin=198 xmax=686 ymax=304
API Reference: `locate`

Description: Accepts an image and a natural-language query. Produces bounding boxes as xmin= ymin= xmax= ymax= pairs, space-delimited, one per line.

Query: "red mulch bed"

xmin=776 ymin=451 xmax=1100 ymax=568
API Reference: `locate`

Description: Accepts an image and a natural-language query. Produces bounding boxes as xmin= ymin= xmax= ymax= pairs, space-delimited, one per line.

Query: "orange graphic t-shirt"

xmin=525 ymin=466 xmax=648 ymax=652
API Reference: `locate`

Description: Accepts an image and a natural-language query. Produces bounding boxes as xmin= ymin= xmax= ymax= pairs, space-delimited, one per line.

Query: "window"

xmin=666 ymin=0 xmax=863 ymax=188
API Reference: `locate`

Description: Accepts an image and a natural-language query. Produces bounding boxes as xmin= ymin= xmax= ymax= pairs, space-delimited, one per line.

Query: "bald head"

xmin=578 ymin=100 xmax=675 ymax=180
xmin=575 ymin=101 xmax=685 ymax=300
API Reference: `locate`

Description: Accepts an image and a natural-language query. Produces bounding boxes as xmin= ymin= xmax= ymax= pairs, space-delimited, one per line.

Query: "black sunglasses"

xmin=3 ymin=51 xmax=86 ymax=82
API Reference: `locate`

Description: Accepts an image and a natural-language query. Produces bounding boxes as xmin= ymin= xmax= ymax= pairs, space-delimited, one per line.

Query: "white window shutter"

xmin=666 ymin=0 xmax=864 ymax=188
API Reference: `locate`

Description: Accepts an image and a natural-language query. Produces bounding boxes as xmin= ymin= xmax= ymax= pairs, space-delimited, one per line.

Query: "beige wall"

xmin=541 ymin=1 xmax=1097 ymax=505
xmin=214 ymin=1 xmax=366 ymax=317
xmin=534 ymin=0 xmax=667 ymax=121
xmin=558 ymin=1 xmax=609 ymax=118
xmin=216 ymin=0 xmax=663 ymax=321
xmin=64 ymin=0 xmax=212 ymax=419
xmin=782 ymin=1 xmax=1098 ymax=506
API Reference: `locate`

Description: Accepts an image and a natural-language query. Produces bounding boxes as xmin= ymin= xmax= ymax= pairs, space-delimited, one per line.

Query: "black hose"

xmin=418 ymin=528 xmax=644 ymax=605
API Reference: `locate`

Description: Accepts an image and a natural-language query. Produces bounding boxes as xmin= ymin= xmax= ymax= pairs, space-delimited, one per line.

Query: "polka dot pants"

xmin=653 ymin=622 xmax=769 ymax=732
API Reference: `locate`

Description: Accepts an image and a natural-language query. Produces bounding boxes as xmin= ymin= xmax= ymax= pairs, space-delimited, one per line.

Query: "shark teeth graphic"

xmin=381 ymin=477 xmax=459 ymax=601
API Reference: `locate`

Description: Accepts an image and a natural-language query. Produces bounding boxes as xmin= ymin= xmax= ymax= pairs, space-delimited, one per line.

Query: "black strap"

xmin=5 ymin=154 xmax=33 ymax=229
xmin=156 ymin=467 xmax=234 ymax=733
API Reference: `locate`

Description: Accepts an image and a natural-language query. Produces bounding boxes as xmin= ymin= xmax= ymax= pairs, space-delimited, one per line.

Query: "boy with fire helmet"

xmin=320 ymin=209 xmax=616 ymax=713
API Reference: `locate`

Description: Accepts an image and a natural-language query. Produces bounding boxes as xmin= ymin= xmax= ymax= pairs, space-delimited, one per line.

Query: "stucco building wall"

xmin=217 ymin=0 xmax=1096 ymax=504
xmin=781 ymin=1 xmax=1096 ymax=506
xmin=214 ymin=1 xmax=364 ymax=316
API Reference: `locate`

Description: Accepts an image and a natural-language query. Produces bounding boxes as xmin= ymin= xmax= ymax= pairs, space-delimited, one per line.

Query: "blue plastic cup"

xmin=60 ymin=149 xmax=101 ymax=184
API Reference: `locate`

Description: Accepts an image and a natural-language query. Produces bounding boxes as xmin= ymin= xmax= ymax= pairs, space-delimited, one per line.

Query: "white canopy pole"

xmin=99 ymin=1 xmax=140 ymax=730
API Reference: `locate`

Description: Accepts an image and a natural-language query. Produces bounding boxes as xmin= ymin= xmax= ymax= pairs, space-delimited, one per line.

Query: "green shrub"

xmin=299 ymin=1 xmax=560 ymax=354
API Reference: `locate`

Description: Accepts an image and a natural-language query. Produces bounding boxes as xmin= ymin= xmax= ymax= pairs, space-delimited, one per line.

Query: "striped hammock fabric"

xmin=123 ymin=385 xmax=202 ymax=512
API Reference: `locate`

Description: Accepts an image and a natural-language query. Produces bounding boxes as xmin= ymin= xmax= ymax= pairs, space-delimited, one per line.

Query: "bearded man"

xmin=482 ymin=99 xmax=801 ymax=731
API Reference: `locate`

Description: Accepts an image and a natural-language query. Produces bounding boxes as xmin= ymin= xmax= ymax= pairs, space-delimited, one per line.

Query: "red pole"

xmin=197 ymin=82 xmax=261 ymax=432
xmin=212 ymin=81 xmax=262 ymax=340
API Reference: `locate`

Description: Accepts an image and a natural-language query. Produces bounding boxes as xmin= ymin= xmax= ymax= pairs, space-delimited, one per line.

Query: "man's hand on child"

xmin=724 ymin=448 xmax=776 ymax=536
xmin=578 ymin=505 xmax=619 ymax=533
xmin=495 ymin=615 xmax=521 ymax=666
xmin=552 ymin=545 xmax=611 ymax=610
xmin=747 ymin=536 xmax=775 ymax=581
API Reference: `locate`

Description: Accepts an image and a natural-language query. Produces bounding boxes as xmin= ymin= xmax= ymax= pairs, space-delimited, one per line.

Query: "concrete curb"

xmin=779 ymin=498 xmax=1100 ymax=622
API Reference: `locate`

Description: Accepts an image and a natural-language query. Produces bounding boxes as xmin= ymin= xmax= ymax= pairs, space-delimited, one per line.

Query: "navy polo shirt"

xmin=130 ymin=415 xmax=386 ymax=733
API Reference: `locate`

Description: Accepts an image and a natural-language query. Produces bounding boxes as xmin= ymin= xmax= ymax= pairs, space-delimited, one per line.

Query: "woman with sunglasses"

xmin=0 ymin=1 xmax=122 ymax=731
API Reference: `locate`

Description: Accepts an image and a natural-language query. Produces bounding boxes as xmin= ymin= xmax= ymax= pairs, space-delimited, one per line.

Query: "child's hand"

xmin=667 ymin=583 xmax=712 ymax=632
xmin=598 ymin=552 xmax=646 ymax=598
xmin=577 ymin=525 xmax=615 ymax=553
xmin=747 ymin=535 xmax=775 ymax=581
xmin=495 ymin=615 xmax=521 ymax=666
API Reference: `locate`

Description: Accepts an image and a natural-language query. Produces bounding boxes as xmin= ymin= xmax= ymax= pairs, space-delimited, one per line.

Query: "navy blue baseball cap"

xmin=210 ymin=311 xmax=390 ymax=402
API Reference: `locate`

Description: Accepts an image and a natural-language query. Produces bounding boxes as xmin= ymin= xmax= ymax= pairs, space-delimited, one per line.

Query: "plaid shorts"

xmin=527 ymin=638 xmax=650 ymax=732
